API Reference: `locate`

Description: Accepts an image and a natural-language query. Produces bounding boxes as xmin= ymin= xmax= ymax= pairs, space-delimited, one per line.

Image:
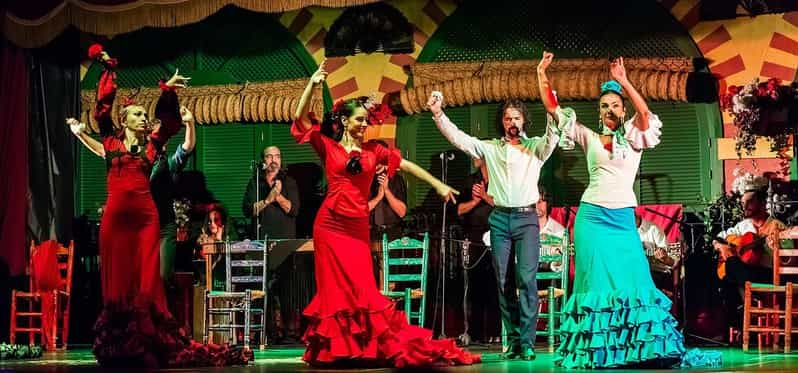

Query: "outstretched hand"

xmin=537 ymin=51 xmax=554 ymax=73
xmin=436 ymin=184 xmax=459 ymax=204
xmin=312 ymin=60 xmax=328 ymax=85
xmin=609 ymin=57 xmax=628 ymax=83
xmin=66 ymin=118 xmax=86 ymax=136
xmin=166 ymin=68 xmax=191 ymax=88
xmin=427 ymin=91 xmax=444 ymax=117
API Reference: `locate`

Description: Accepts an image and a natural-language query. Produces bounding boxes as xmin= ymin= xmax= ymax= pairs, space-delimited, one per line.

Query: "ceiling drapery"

xmin=4 ymin=0 xmax=382 ymax=48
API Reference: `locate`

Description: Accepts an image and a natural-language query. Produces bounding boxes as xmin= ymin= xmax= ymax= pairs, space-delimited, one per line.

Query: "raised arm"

xmin=427 ymin=91 xmax=487 ymax=159
xmin=537 ymin=51 xmax=559 ymax=115
xmin=151 ymin=69 xmax=190 ymax=147
xmin=66 ymin=118 xmax=105 ymax=158
xmin=610 ymin=57 xmax=650 ymax=131
xmin=294 ymin=60 xmax=328 ymax=131
xmin=399 ymin=159 xmax=459 ymax=203
xmin=179 ymin=106 xmax=196 ymax=153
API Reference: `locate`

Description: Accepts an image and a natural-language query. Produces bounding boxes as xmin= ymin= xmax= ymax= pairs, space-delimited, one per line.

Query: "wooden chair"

xmin=204 ymin=239 xmax=267 ymax=351
xmin=535 ymin=231 xmax=571 ymax=352
xmin=381 ymin=233 xmax=429 ymax=326
xmin=10 ymin=240 xmax=74 ymax=350
xmin=742 ymin=229 xmax=798 ymax=352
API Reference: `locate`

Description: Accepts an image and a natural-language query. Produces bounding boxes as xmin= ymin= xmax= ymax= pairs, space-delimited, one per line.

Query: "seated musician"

xmin=713 ymin=187 xmax=787 ymax=328
xmin=197 ymin=204 xmax=237 ymax=290
xmin=635 ymin=210 xmax=680 ymax=300
xmin=537 ymin=187 xmax=566 ymax=272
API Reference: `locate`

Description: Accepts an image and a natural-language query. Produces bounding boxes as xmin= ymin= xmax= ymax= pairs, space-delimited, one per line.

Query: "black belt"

xmin=494 ymin=205 xmax=534 ymax=213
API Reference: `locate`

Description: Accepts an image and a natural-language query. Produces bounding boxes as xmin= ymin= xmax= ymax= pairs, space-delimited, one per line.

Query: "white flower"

xmin=731 ymin=171 xmax=768 ymax=195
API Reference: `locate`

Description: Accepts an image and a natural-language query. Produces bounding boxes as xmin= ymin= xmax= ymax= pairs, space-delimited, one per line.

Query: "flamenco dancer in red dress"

xmin=292 ymin=61 xmax=480 ymax=368
xmin=67 ymin=45 xmax=251 ymax=368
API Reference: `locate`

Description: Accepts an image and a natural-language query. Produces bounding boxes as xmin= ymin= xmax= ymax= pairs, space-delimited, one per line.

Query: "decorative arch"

xmin=324 ymin=2 xmax=414 ymax=56
xmin=664 ymin=0 xmax=798 ymax=188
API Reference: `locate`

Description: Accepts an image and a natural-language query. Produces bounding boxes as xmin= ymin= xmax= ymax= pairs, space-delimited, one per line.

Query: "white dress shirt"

xmin=553 ymin=107 xmax=662 ymax=209
xmin=433 ymin=113 xmax=559 ymax=208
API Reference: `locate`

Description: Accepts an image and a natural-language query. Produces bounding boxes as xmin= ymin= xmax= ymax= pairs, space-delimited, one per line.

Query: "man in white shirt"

xmin=635 ymin=211 xmax=677 ymax=295
xmin=636 ymin=212 xmax=674 ymax=267
xmin=429 ymin=92 xmax=559 ymax=360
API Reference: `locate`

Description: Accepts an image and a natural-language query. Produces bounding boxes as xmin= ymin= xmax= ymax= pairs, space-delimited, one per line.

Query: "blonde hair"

xmin=118 ymin=104 xmax=145 ymax=126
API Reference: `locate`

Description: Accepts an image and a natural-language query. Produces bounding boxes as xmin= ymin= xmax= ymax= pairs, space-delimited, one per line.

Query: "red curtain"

xmin=0 ymin=41 xmax=30 ymax=276
xmin=550 ymin=204 xmax=684 ymax=243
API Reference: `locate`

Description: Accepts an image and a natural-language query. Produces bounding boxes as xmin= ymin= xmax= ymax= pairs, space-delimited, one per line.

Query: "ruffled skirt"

xmin=302 ymin=207 xmax=480 ymax=367
xmin=93 ymin=296 xmax=253 ymax=368
xmin=554 ymin=203 xmax=685 ymax=368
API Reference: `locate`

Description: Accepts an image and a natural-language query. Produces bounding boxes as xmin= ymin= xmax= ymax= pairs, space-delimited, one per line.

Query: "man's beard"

xmin=506 ymin=126 xmax=520 ymax=138
xmin=267 ymin=162 xmax=279 ymax=172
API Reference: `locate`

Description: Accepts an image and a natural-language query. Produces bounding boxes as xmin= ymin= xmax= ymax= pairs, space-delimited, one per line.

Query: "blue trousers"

xmin=489 ymin=208 xmax=540 ymax=349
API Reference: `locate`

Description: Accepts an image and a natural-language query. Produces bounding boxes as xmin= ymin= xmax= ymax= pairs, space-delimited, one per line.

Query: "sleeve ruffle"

xmin=151 ymin=87 xmax=181 ymax=146
xmin=552 ymin=106 xmax=578 ymax=139
xmin=291 ymin=115 xmax=319 ymax=144
xmin=93 ymin=60 xmax=118 ymax=137
xmin=624 ymin=112 xmax=662 ymax=150
xmin=386 ymin=147 xmax=403 ymax=178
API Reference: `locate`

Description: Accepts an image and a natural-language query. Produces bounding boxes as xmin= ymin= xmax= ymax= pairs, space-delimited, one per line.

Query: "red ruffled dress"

xmin=90 ymin=58 xmax=251 ymax=368
xmin=292 ymin=116 xmax=480 ymax=368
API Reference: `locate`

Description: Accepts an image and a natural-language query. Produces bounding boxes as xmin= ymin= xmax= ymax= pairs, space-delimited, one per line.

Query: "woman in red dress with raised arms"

xmin=68 ymin=45 xmax=250 ymax=368
xmin=292 ymin=61 xmax=480 ymax=368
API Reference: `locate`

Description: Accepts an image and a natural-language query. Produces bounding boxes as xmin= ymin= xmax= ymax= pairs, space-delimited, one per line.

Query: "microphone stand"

xmin=458 ymin=238 xmax=471 ymax=346
xmin=251 ymin=160 xmax=262 ymax=241
xmin=438 ymin=151 xmax=454 ymax=338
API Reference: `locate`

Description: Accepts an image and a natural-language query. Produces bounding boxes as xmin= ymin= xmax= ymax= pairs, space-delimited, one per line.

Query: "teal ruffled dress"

xmin=552 ymin=106 xmax=686 ymax=368
xmin=554 ymin=203 xmax=685 ymax=368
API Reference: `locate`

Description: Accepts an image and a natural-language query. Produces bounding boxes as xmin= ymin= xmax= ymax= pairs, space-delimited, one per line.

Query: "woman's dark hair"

xmin=321 ymin=96 xmax=370 ymax=141
xmin=205 ymin=204 xmax=229 ymax=230
xmin=494 ymin=99 xmax=531 ymax=137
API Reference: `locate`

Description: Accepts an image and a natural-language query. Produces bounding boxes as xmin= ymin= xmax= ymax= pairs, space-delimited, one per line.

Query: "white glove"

xmin=66 ymin=118 xmax=86 ymax=136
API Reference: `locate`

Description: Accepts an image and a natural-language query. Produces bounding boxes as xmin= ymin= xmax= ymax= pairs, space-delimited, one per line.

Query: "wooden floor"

xmin=2 ymin=344 xmax=798 ymax=372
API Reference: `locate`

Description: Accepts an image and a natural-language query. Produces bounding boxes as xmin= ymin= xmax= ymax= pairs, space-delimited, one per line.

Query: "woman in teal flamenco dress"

xmin=536 ymin=51 xmax=686 ymax=368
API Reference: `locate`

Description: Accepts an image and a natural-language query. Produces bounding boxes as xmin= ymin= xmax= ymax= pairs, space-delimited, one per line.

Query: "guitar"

xmin=715 ymin=232 xmax=766 ymax=280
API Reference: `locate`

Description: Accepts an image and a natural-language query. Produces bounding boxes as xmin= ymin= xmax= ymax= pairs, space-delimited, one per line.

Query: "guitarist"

xmin=712 ymin=188 xmax=786 ymax=330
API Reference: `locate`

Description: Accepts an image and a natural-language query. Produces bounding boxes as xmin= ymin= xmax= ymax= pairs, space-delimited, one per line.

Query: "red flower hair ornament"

xmin=330 ymin=94 xmax=393 ymax=126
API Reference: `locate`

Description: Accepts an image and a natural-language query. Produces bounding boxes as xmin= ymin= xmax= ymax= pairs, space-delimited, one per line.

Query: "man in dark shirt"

xmin=242 ymin=146 xmax=301 ymax=239
xmin=368 ymin=145 xmax=408 ymax=288
xmin=457 ymin=157 xmax=499 ymax=344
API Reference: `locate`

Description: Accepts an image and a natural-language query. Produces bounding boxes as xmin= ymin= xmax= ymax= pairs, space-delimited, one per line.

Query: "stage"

xmin=2 ymin=345 xmax=798 ymax=372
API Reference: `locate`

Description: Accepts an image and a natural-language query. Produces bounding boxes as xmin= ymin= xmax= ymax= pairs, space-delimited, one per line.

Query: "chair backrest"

xmin=28 ymin=240 xmax=74 ymax=294
xmin=775 ymin=229 xmax=798 ymax=285
xmin=537 ymin=229 xmax=570 ymax=298
xmin=382 ymin=233 xmax=429 ymax=323
xmin=223 ymin=239 xmax=267 ymax=294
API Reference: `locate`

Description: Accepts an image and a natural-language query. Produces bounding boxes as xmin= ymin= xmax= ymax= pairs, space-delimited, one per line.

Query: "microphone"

xmin=438 ymin=151 xmax=455 ymax=160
